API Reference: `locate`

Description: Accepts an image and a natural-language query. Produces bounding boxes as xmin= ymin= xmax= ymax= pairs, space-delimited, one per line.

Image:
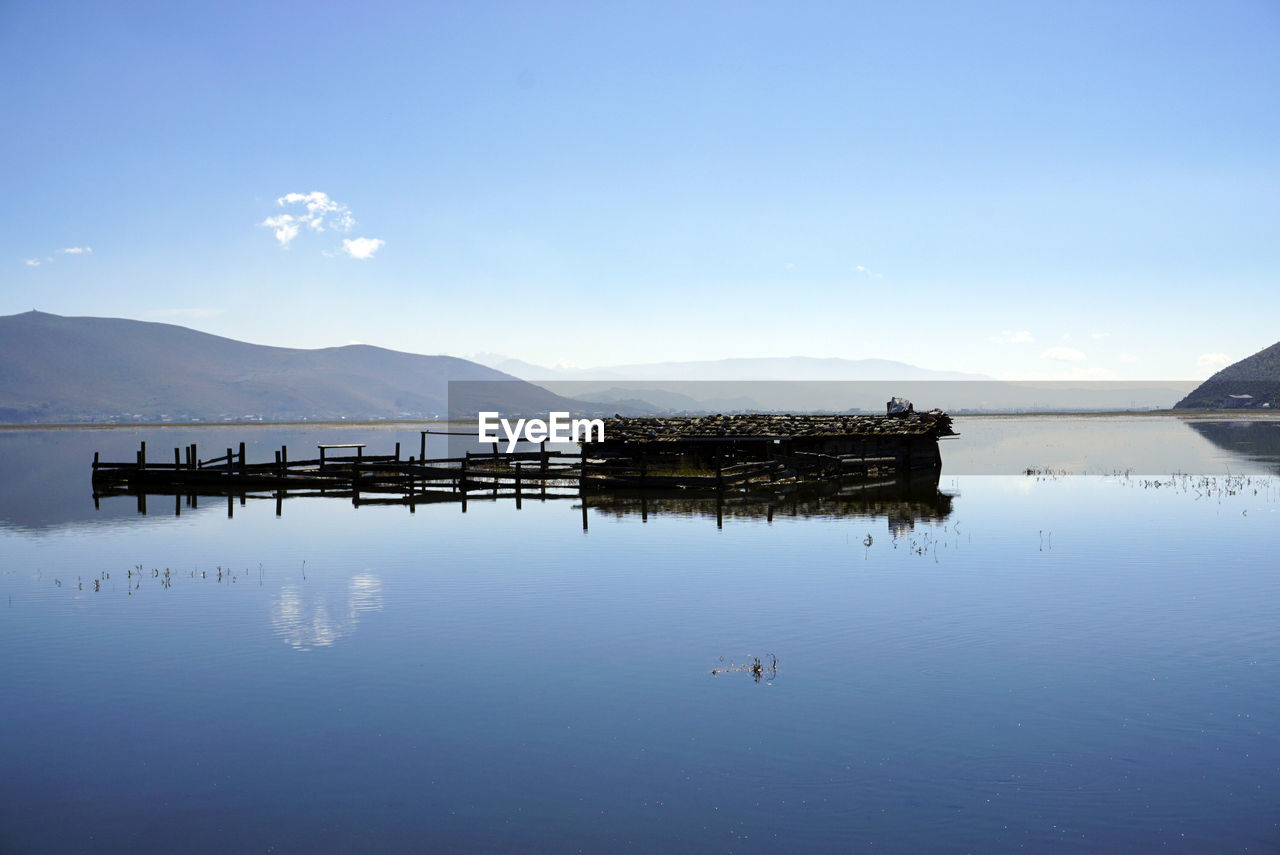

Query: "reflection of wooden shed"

xmin=589 ymin=411 xmax=955 ymax=475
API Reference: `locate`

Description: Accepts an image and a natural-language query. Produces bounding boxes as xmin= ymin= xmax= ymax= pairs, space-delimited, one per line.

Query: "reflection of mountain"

xmin=1182 ymin=419 xmax=1280 ymax=473
xmin=584 ymin=473 xmax=953 ymax=534
xmin=271 ymin=574 xmax=384 ymax=651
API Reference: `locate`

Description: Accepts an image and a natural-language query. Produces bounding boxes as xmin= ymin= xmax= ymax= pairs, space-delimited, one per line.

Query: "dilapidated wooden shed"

xmin=587 ymin=410 xmax=955 ymax=477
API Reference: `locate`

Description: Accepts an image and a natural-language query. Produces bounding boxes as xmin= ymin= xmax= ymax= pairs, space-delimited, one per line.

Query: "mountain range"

xmin=0 ymin=311 xmax=579 ymax=423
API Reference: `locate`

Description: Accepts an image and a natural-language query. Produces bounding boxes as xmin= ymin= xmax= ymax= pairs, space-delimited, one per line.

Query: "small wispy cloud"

xmin=990 ymin=330 xmax=1034 ymax=344
xmin=1090 ymin=332 xmax=1110 ymax=340
xmin=263 ymin=191 xmax=383 ymax=259
xmin=342 ymin=237 xmax=385 ymax=260
xmin=24 ymin=246 xmax=93 ymax=267
xmin=1119 ymin=352 xmax=1140 ymax=363
xmin=854 ymin=265 xmax=884 ymax=279
xmin=1041 ymin=346 xmax=1086 ymax=363
xmin=1197 ymin=353 xmax=1230 ymax=374
xmin=263 ymin=191 xmax=353 ymax=248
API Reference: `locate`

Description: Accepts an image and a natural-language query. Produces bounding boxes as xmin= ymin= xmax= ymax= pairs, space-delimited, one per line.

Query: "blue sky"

xmin=2 ymin=0 xmax=1276 ymax=380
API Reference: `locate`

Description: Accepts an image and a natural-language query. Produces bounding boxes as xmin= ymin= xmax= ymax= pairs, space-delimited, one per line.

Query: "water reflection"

xmin=1182 ymin=418 xmax=1280 ymax=473
xmin=271 ymin=573 xmax=384 ymax=651
xmin=584 ymin=473 xmax=953 ymax=534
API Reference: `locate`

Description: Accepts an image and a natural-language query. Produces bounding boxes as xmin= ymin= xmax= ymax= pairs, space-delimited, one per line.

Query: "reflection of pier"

xmin=584 ymin=471 xmax=953 ymax=532
xmin=90 ymin=437 xmax=954 ymax=530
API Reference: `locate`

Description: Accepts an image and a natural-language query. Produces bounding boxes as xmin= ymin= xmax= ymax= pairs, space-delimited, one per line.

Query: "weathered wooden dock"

xmin=90 ymin=412 xmax=956 ymax=526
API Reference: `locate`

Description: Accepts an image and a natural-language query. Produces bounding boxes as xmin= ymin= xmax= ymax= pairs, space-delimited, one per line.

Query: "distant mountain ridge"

xmin=1174 ymin=340 xmax=1280 ymax=409
xmin=0 ymin=311 xmax=579 ymax=423
xmin=474 ymin=353 xmax=991 ymax=382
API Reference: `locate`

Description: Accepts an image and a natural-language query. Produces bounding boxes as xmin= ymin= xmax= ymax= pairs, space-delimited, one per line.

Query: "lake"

xmin=1 ymin=415 xmax=1278 ymax=853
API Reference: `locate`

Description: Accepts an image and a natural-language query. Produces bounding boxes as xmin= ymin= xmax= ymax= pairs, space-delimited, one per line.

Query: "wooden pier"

xmin=90 ymin=412 xmax=956 ymax=525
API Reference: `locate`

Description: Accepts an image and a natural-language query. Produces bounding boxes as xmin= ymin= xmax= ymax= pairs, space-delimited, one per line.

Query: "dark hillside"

xmin=0 ymin=311 xmax=578 ymax=423
xmin=1174 ymin=340 xmax=1280 ymax=409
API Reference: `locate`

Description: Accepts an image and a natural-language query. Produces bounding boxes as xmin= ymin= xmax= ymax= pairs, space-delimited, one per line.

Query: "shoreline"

xmin=2 ymin=409 xmax=1279 ymax=432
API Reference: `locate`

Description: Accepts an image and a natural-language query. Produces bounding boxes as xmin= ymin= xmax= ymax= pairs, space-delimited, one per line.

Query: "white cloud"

xmin=1196 ymin=353 xmax=1230 ymax=374
xmin=23 ymin=258 xmax=39 ymax=267
xmin=58 ymin=246 xmax=92 ymax=254
xmin=342 ymin=237 xmax=385 ymax=260
xmin=1041 ymin=346 xmax=1086 ymax=363
xmin=1119 ymin=352 xmax=1140 ymax=363
xmin=277 ymin=191 xmax=354 ymax=231
xmin=854 ymin=265 xmax=884 ymax=279
xmin=1091 ymin=332 xmax=1110 ymax=340
xmin=262 ymin=214 xmax=301 ymax=247
xmin=263 ymin=192 xmax=378 ymax=255
xmin=990 ymin=330 xmax=1035 ymax=344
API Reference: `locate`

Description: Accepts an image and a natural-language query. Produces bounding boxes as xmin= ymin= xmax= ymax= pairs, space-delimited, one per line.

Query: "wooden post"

xmin=357 ymin=446 xmax=363 ymax=466
xmin=93 ymin=451 xmax=99 ymax=470
xmin=138 ymin=493 xmax=146 ymax=515
xmin=174 ymin=447 xmax=181 ymax=469
xmin=191 ymin=444 xmax=198 ymax=469
xmin=174 ymin=494 xmax=181 ymax=517
xmin=226 ymin=448 xmax=233 ymax=475
xmin=138 ymin=441 xmax=146 ymax=471
xmin=420 ymin=431 xmax=426 ymax=462
xmin=461 ymin=453 xmax=470 ymax=493
xmin=238 ymin=442 xmax=246 ymax=472
xmin=275 ymin=450 xmax=282 ymax=477
xmin=281 ymin=445 xmax=288 ymax=470
xmin=319 ymin=447 xmax=326 ymax=471
xmin=276 ymin=494 xmax=282 ymax=517
xmin=515 ymin=461 xmax=522 ymax=509
xmin=394 ymin=441 xmax=400 ymax=462
xmin=227 ymin=495 xmax=234 ymax=518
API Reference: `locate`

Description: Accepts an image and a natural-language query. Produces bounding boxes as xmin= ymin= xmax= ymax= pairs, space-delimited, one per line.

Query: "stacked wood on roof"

xmin=594 ymin=411 xmax=955 ymax=443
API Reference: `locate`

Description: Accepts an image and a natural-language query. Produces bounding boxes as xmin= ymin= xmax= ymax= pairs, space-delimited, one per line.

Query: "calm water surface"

xmin=1 ymin=416 xmax=1278 ymax=853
